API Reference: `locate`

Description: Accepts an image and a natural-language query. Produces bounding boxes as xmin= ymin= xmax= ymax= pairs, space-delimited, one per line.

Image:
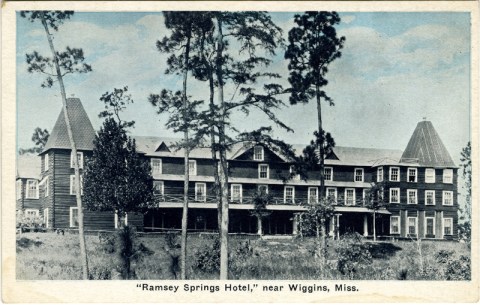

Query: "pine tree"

xmin=21 ymin=10 xmax=91 ymax=279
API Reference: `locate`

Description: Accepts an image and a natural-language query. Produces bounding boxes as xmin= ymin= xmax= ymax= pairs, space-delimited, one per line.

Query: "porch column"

xmin=257 ymin=217 xmax=263 ymax=236
xmin=363 ymin=214 xmax=369 ymax=237
xmin=292 ymin=214 xmax=298 ymax=235
xmin=336 ymin=214 xmax=341 ymax=240
xmin=329 ymin=216 xmax=335 ymax=237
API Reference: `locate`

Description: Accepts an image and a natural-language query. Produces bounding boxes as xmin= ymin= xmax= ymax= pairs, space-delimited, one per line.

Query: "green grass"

xmin=16 ymin=232 xmax=471 ymax=280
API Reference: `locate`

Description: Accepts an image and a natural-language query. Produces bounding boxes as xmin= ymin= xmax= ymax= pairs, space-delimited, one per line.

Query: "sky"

xmin=16 ymin=11 xmax=471 ymax=166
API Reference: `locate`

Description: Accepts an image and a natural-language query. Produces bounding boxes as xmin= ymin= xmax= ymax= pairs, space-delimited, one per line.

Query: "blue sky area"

xmin=16 ymin=12 xmax=471 ymax=165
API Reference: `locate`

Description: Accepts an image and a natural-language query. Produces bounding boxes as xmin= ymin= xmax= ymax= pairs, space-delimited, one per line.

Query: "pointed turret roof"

xmin=42 ymin=98 xmax=96 ymax=153
xmin=400 ymin=121 xmax=455 ymax=167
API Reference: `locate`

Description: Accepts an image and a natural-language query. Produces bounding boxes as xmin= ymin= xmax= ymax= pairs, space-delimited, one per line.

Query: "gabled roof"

xmin=134 ymin=136 xmax=254 ymax=160
xmin=17 ymin=154 xmax=41 ymax=179
xmin=400 ymin=121 xmax=455 ymax=167
xmin=42 ymin=98 xmax=96 ymax=153
xmin=326 ymin=146 xmax=403 ymax=167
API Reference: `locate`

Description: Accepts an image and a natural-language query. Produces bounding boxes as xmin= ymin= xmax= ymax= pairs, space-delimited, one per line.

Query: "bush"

xmin=435 ymin=250 xmax=471 ymax=280
xmin=16 ymin=213 xmax=45 ymax=232
xmin=335 ymin=232 xmax=372 ymax=279
xmin=193 ymin=235 xmax=220 ymax=273
xmin=116 ymin=225 xmax=154 ymax=279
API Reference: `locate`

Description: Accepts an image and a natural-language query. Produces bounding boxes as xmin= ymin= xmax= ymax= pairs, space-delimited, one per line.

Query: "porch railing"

xmin=154 ymin=194 xmax=369 ymax=207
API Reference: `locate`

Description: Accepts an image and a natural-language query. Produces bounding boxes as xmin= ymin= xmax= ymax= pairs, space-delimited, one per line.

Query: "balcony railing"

xmin=154 ymin=193 xmax=369 ymax=207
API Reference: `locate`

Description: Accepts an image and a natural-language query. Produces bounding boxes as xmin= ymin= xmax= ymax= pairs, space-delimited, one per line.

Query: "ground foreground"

xmin=16 ymin=231 xmax=471 ymax=280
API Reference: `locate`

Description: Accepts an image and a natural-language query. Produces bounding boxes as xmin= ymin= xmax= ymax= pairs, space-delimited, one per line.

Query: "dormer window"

xmin=254 ymin=146 xmax=264 ymax=161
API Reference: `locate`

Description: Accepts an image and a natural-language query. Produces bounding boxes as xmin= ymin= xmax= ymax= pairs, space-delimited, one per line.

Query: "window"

xmin=153 ymin=181 xmax=164 ymax=196
xmin=151 ymin=158 xmax=162 ymax=176
xmin=231 ymin=184 xmax=242 ymax=203
xmin=377 ymin=167 xmax=384 ymax=182
xmin=425 ymin=217 xmax=435 ymax=236
xmin=189 ymin=160 xmax=197 ymax=176
xmin=44 ymin=177 xmax=49 ymax=197
xmin=195 ymin=183 xmax=206 ymax=202
xmin=115 ymin=212 xmax=128 ymax=229
xmin=390 ymin=216 xmax=400 ymax=234
xmin=442 ymin=191 xmax=453 ymax=206
xmin=324 ymin=167 xmax=333 ymax=181
xmin=44 ymin=208 xmax=49 ymax=228
xmin=308 ymin=187 xmax=318 ymax=204
xmin=327 ymin=187 xmax=337 ymax=202
xmin=425 ymin=168 xmax=435 ymax=183
xmin=26 ymin=179 xmax=39 ymax=199
xmin=389 ymin=188 xmax=400 ymax=203
xmin=70 ymin=175 xmax=83 ymax=195
xmin=16 ymin=180 xmax=22 ymax=200
xmin=70 ymin=151 xmax=84 ymax=169
xmin=345 ymin=188 xmax=355 ymax=206
xmin=443 ymin=169 xmax=453 ymax=184
xmin=253 ymin=145 xmax=264 ymax=161
xmin=284 ymin=186 xmax=295 ymax=204
xmin=290 ymin=165 xmax=300 ymax=180
xmin=408 ymin=217 xmax=417 ymax=235
xmin=44 ymin=154 xmax=49 ymax=172
xmin=258 ymin=164 xmax=269 ymax=179
xmin=354 ymin=168 xmax=364 ymax=182
xmin=25 ymin=209 xmax=39 ymax=219
xmin=389 ymin=167 xmax=400 ymax=181
xmin=407 ymin=189 xmax=417 ymax=204
xmin=363 ymin=189 xmax=369 ymax=205
xmin=70 ymin=207 xmax=79 ymax=227
xmin=258 ymin=185 xmax=268 ymax=194
xmin=407 ymin=168 xmax=417 ymax=182
xmin=443 ymin=218 xmax=453 ymax=235
xmin=425 ymin=190 xmax=435 ymax=205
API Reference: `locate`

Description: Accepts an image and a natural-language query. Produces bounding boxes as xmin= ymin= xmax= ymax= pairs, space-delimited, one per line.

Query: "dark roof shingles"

xmin=43 ymin=98 xmax=96 ymax=152
xmin=400 ymin=121 xmax=455 ymax=167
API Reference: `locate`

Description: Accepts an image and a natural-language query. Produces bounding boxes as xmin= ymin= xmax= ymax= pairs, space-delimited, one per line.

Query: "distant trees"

xmin=21 ymin=10 xmax=91 ymax=280
xmin=84 ymin=87 xmax=155 ymax=224
xmin=458 ymin=142 xmax=471 ymax=242
xmin=18 ymin=127 xmax=50 ymax=155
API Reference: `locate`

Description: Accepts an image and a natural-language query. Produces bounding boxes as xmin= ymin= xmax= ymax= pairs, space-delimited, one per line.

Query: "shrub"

xmin=16 ymin=213 xmax=45 ymax=232
xmin=193 ymin=235 xmax=220 ymax=273
xmin=335 ymin=232 xmax=372 ymax=279
xmin=116 ymin=225 xmax=154 ymax=279
xmin=435 ymin=250 xmax=471 ymax=280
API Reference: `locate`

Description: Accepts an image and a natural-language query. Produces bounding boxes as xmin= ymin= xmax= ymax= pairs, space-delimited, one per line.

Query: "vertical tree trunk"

xmin=40 ymin=12 xmax=89 ymax=280
xmin=215 ymin=16 xmax=229 ymax=280
xmin=180 ymin=30 xmax=192 ymax=281
xmin=316 ymin=85 xmax=327 ymax=276
xmin=257 ymin=216 xmax=263 ymax=236
xmin=373 ymin=211 xmax=377 ymax=242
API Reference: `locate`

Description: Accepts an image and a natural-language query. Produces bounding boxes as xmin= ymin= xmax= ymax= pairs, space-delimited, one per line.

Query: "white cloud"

xmin=341 ymin=15 xmax=356 ymax=24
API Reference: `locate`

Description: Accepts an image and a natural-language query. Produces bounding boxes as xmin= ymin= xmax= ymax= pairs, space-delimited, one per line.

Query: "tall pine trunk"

xmin=316 ymin=84 xmax=327 ymax=271
xmin=215 ymin=16 xmax=229 ymax=280
xmin=40 ymin=12 xmax=89 ymax=280
xmin=180 ymin=30 xmax=192 ymax=280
